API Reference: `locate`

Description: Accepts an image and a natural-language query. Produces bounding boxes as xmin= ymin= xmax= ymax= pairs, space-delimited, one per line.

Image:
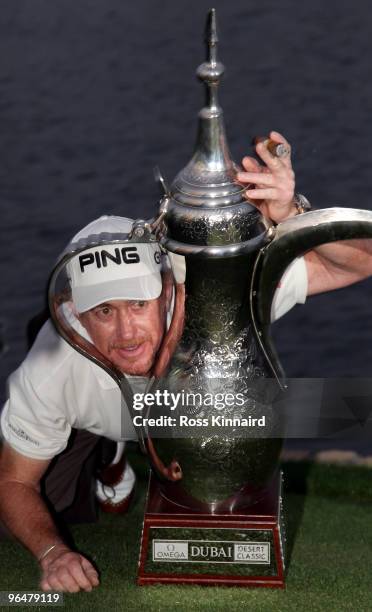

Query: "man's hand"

xmin=236 ymin=130 xmax=296 ymax=224
xmin=0 ymin=444 xmax=99 ymax=594
xmin=40 ymin=544 xmax=99 ymax=593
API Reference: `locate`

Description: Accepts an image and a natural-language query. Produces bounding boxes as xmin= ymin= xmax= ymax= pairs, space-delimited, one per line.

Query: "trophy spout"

xmin=251 ymin=207 xmax=372 ymax=386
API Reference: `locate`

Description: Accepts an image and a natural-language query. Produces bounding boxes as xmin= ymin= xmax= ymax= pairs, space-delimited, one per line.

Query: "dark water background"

xmin=1 ymin=1 xmax=372 ymax=450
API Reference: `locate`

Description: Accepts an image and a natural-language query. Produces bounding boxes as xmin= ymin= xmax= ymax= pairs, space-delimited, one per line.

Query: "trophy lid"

xmin=160 ymin=9 xmax=269 ymax=256
xmin=172 ymin=8 xmax=242 ymax=206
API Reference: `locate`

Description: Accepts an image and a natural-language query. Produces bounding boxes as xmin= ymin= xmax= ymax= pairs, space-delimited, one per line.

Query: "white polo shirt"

xmin=0 ymin=257 xmax=307 ymax=460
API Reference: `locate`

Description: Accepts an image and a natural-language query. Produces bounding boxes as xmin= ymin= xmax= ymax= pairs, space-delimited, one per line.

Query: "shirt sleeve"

xmin=1 ymin=365 xmax=72 ymax=460
xmin=270 ymin=256 xmax=308 ymax=322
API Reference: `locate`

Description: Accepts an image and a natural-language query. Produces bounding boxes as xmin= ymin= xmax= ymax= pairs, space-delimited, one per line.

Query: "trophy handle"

xmin=251 ymin=207 xmax=372 ymax=388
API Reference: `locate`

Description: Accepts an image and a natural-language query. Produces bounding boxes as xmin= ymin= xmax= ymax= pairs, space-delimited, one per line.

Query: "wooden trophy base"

xmin=137 ymin=471 xmax=285 ymax=588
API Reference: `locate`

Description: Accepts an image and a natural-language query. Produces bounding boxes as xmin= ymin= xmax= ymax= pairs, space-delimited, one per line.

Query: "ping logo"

xmin=79 ymin=247 xmax=140 ymax=272
xmin=154 ymin=251 xmax=161 ymax=264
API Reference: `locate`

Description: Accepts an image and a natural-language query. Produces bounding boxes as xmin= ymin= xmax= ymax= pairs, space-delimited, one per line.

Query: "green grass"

xmin=1 ymin=454 xmax=372 ymax=611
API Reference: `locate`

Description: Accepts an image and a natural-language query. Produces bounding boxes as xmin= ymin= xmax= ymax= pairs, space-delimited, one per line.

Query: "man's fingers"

xmin=269 ymin=130 xmax=290 ymax=148
xmin=83 ymin=568 xmax=100 ymax=587
xmin=40 ymin=552 xmax=99 ymax=593
xmin=41 ymin=565 xmax=96 ymax=593
xmin=245 ymin=188 xmax=277 ymax=201
xmin=51 ymin=566 xmax=80 ymax=593
xmin=268 ymin=131 xmax=292 ymax=168
xmin=69 ymin=559 xmax=96 ymax=591
xmin=255 ymin=142 xmax=283 ymax=171
xmin=80 ymin=557 xmax=100 ymax=586
xmin=239 ymin=132 xmax=295 ymax=222
xmin=40 ymin=578 xmax=52 ymax=591
xmin=237 ymin=172 xmax=274 ymax=186
xmin=242 ymin=156 xmax=261 ymax=172
xmin=255 ymin=129 xmax=293 ymax=170
xmin=46 ymin=572 xmax=78 ymax=593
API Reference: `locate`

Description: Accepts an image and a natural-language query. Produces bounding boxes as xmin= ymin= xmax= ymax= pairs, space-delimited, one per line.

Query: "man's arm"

xmin=0 ymin=443 xmax=99 ymax=593
xmin=237 ymin=131 xmax=372 ymax=295
xmin=304 ymin=239 xmax=372 ymax=295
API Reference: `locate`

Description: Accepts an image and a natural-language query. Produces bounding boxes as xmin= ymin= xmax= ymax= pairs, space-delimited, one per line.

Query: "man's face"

xmin=78 ymin=296 xmax=168 ymax=376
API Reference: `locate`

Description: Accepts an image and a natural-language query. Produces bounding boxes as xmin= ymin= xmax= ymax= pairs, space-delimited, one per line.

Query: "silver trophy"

xmin=49 ymin=8 xmax=372 ymax=588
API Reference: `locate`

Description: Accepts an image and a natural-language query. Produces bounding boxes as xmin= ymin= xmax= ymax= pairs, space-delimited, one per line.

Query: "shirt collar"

xmin=94 ymin=364 xmax=149 ymax=393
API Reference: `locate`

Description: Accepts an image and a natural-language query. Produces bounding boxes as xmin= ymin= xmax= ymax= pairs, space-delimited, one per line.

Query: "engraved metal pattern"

xmin=148 ymin=256 xmax=283 ymax=505
xmin=166 ymin=205 xmax=265 ymax=247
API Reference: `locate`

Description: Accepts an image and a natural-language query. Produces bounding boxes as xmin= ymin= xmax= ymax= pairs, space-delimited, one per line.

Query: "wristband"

xmin=38 ymin=543 xmax=59 ymax=563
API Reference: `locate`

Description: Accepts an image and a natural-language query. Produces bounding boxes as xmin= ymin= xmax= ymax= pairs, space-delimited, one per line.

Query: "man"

xmin=0 ymin=213 xmax=173 ymax=591
xmin=0 ymin=133 xmax=371 ymax=594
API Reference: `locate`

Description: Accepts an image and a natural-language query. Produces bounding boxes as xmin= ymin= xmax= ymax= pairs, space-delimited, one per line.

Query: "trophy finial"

xmin=196 ymin=8 xmax=224 ymax=110
xmin=206 ymin=8 xmax=218 ymax=62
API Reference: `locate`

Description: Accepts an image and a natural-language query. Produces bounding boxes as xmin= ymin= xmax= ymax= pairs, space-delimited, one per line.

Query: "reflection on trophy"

xmin=48 ymin=8 xmax=372 ymax=589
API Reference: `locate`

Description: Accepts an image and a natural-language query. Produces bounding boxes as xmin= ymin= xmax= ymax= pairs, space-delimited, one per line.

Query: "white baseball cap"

xmin=66 ymin=216 xmax=163 ymax=313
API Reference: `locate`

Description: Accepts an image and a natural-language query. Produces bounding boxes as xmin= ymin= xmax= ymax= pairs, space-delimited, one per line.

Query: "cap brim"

xmin=73 ymin=274 xmax=163 ymax=313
